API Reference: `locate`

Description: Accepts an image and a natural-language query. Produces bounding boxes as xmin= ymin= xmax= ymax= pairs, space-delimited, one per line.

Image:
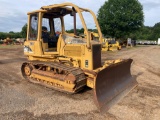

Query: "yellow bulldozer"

xmin=102 ymin=38 xmax=121 ymax=51
xmin=21 ymin=3 xmax=137 ymax=112
xmin=91 ymin=32 xmax=121 ymax=51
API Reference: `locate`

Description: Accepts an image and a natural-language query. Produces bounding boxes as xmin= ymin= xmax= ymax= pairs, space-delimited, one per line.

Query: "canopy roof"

xmin=27 ymin=2 xmax=89 ymax=17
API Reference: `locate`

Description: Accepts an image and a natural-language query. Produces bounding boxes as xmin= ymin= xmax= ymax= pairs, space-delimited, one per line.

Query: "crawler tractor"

xmin=21 ymin=3 xmax=137 ymax=112
xmin=91 ymin=32 xmax=121 ymax=51
xmin=102 ymin=39 xmax=121 ymax=51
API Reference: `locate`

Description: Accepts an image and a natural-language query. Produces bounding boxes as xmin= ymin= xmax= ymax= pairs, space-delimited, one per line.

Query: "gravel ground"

xmin=0 ymin=45 xmax=160 ymax=120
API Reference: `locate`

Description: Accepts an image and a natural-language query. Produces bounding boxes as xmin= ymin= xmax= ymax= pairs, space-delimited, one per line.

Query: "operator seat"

xmin=42 ymin=26 xmax=50 ymax=43
xmin=41 ymin=26 xmax=49 ymax=52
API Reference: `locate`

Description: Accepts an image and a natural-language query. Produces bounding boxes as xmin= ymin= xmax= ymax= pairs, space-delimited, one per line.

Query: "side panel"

xmin=64 ymin=46 xmax=81 ymax=57
xmin=92 ymin=44 xmax=101 ymax=69
xmin=24 ymin=41 xmax=43 ymax=56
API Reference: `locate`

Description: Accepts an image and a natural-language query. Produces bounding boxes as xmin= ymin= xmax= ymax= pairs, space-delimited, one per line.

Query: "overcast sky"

xmin=0 ymin=0 xmax=160 ymax=32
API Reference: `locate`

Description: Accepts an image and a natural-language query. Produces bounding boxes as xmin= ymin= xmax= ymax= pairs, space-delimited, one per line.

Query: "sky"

xmin=0 ymin=0 xmax=160 ymax=32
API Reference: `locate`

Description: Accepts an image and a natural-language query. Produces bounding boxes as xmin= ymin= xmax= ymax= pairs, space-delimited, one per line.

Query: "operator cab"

xmin=41 ymin=13 xmax=62 ymax=51
xmin=28 ymin=10 xmax=63 ymax=53
xmin=26 ymin=4 xmax=102 ymax=56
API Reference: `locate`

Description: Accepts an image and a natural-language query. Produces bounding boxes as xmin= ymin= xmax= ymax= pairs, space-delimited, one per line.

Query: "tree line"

xmin=66 ymin=24 xmax=160 ymax=41
xmin=1 ymin=24 xmax=159 ymax=41
xmin=0 ymin=32 xmax=21 ymax=40
xmin=0 ymin=24 xmax=27 ymax=40
xmin=130 ymin=23 xmax=160 ymax=40
xmin=0 ymin=23 xmax=159 ymax=41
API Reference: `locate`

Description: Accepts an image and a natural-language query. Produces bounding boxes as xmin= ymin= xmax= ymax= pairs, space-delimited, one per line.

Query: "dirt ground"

xmin=0 ymin=45 xmax=160 ymax=120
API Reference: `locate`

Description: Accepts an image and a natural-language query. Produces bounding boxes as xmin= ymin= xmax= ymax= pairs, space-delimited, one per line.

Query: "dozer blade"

xmin=94 ymin=59 xmax=137 ymax=112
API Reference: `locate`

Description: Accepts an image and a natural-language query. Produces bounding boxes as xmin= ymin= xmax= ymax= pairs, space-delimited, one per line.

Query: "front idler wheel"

xmin=21 ymin=63 xmax=33 ymax=79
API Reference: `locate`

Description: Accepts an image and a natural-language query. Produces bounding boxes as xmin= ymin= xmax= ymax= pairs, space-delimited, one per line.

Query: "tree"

xmin=21 ymin=23 xmax=27 ymax=38
xmin=151 ymin=22 xmax=160 ymax=40
xmin=0 ymin=32 xmax=6 ymax=39
xmin=130 ymin=26 xmax=152 ymax=40
xmin=97 ymin=0 xmax=144 ymax=39
xmin=0 ymin=32 xmax=21 ymax=39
